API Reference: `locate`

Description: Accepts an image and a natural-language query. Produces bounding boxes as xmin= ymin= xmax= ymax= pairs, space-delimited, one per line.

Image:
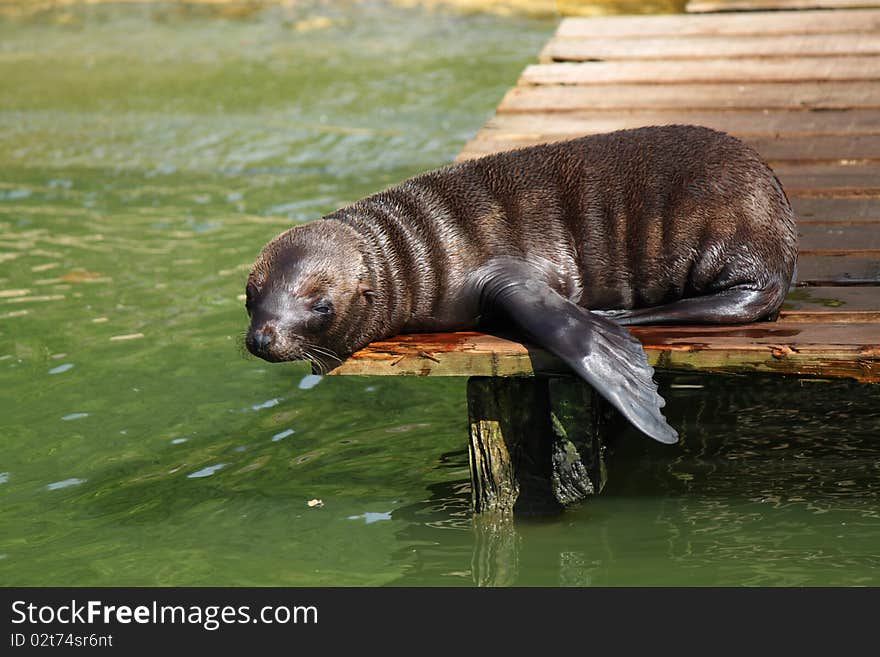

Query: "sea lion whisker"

xmin=310 ymin=355 xmax=333 ymax=374
xmin=302 ymin=342 xmax=340 ymax=363
xmin=303 ymin=349 xmax=328 ymax=375
xmin=299 ymin=340 xmax=340 ymax=362
xmin=301 ymin=351 xmax=322 ymax=375
xmin=300 ymin=347 xmax=320 ymax=372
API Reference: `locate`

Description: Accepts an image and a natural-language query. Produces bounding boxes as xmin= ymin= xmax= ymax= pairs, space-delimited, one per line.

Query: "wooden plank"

xmin=557 ymin=9 xmax=880 ymax=38
xmin=459 ymin=133 xmax=880 ymax=163
xmin=498 ymin=82 xmax=880 ymax=112
xmin=797 ymin=254 xmax=880 ymax=283
xmin=792 ymin=196 xmax=880 ymax=222
xmin=782 ymin=287 xmax=880 ymax=321
xmin=522 ymin=58 xmax=880 ymax=85
xmin=541 ymin=33 xmax=880 ymax=62
xmin=479 ymin=109 xmax=880 ymax=139
xmin=638 ymin=322 xmax=880 ymax=381
xmin=326 ymin=323 xmax=880 ymax=382
xmin=798 ymin=223 xmax=880 ymax=251
xmin=748 ymin=135 xmax=880 ymax=162
xmin=774 ymin=163 xmax=880 ymax=194
xmin=328 ymin=332 xmax=542 ymax=378
xmin=687 ymin=1 xmax=880 ymax=14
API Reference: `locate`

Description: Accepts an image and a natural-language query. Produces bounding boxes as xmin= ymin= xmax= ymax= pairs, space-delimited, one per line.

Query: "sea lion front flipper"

xmin=477 ymin=265 xmax=678 ymax=445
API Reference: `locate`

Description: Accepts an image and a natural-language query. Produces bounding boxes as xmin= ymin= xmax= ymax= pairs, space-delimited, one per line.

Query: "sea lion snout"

xmin=246 ymin=323 xmax=279 ymax=360
xmin=245 ymin=320 xmax=295 ymax=363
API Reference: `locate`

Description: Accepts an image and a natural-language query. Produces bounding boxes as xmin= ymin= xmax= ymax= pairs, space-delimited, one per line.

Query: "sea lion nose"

xmin=249 ymin=325 xmax=277 ymax=356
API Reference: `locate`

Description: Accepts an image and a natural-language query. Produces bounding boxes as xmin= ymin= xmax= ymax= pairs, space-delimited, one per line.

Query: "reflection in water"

xmin=388 ymin=376 xmax=879 ymax=586
xmin=471 ymin=516 xmax=520 ymax=587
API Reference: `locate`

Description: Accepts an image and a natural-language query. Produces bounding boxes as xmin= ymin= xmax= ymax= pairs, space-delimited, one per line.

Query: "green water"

xmin=1 ymin=2 xmax=878 ymax=587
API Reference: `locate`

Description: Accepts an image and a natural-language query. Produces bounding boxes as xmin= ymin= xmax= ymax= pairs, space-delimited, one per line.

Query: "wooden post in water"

xmin=466 ymin=375 xmax=613 ymax=516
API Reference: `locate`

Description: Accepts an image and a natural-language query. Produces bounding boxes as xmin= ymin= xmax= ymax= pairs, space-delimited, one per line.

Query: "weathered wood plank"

xmin=459 ymin=133 xmax=880 ymax=164
xmin=687 ymin=0 xmax=880 ymax=14
xmin=748 ymin=135 xmax=880 ymax=162
xmin=522 ymin=58 xmax=880 ymax=86
xmin=327 ymin=323 xmax=880 ymax=382
xmin=782 ymin=287 xmax=880 ymax=320
xmin=557 ymin=9 xmax=880 ymax=38
xmin=774 ymin=163 xmax=880 ymax=194
xmin=498 ymin=82 xmax=880 ymax=112
xmin=798 ymin=223 xmax=880 ymax=251
xmin=478 ymin=109 xmax=880 ymax=149
xmin=479 ymin=109 xmax=880 ymax=139
xmin=797 ymin=254 xmax=880 ymax=283
xmin=792 ymin=196 xmax=880 ymax=222
xmin=541 ymin=33 xmax=880 ymax=62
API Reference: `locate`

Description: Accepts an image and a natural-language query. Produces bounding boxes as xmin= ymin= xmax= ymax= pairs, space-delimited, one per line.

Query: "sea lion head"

xmin=244 ymin=219 xmax=375 ymax=369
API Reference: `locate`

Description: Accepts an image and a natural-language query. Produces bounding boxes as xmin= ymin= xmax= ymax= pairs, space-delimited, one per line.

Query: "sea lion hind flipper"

xmin=591 ymin=284 xmax=786 ymax=326
xmin=480 ymin=270 xmax=678 ymax=445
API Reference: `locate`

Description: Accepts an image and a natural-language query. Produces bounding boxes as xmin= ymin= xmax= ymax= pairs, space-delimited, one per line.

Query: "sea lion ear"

xmin=357 ymin=282 xmax=376 ymax=300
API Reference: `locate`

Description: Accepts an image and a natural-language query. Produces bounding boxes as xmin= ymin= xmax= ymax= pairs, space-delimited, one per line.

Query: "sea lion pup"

xmin=245 ymin=125 xmax=798 ymax=445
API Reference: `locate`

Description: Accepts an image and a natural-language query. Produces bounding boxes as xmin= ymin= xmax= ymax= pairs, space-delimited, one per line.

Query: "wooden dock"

xmin=332 ymin=7 xmax=880 ymax=385
xmin=326 ymin=7 xmax=880 ymax=516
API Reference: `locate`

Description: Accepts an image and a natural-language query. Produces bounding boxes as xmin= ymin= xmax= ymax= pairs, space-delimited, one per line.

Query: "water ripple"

xmin=187 ymin=464 xmax=226 ymax=479
xmin=298 ymin=374 xmax=322 ymax=390
xmin=251 ymin=398 xmax=280 ymax=411
xmin=271 ymin=429 xmax=295 ymax=442
xmin=46 ymin=478 xmax=86 ymax=490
